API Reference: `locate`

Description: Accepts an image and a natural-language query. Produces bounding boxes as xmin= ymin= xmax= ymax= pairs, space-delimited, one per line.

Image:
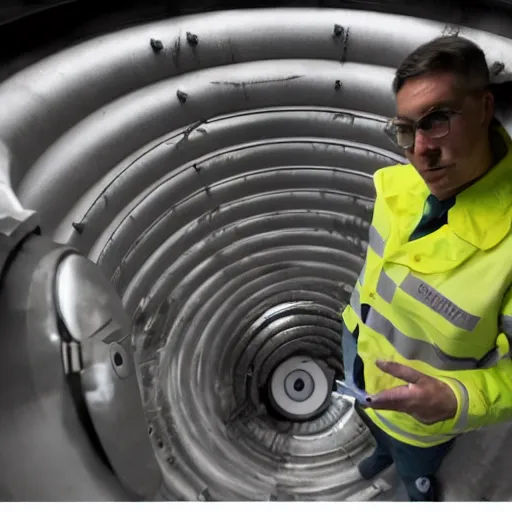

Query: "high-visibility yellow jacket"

xmin=342 ymin=126 xmax=512 ymax=447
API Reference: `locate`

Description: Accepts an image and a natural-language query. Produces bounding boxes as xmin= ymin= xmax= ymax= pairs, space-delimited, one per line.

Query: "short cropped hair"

xmin=392 ymin=36 xmax=490 ymax=94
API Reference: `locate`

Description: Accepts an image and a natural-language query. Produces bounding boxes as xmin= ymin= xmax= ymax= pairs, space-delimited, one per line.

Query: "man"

xmin=338 ymin=35 xmax=512 ymax=501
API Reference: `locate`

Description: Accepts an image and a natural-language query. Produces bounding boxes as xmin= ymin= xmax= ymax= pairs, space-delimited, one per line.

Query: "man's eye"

xmin=420 ymin=112 xmax=449 ymax=130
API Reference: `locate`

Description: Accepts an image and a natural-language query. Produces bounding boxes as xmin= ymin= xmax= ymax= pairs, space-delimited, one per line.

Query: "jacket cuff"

xmin=435 ymin=376 xmax=471 ymax=434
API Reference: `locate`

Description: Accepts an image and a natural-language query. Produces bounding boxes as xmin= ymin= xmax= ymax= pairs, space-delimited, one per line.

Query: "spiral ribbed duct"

xmin=1 ymin=4 xmax=512 ymax=502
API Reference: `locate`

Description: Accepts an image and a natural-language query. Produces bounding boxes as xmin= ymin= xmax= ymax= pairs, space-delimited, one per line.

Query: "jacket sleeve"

xmin=436 ymin=286 xmax=512 ymax=433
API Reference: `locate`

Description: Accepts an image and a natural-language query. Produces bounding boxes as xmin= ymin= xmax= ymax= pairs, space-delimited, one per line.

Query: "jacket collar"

xmin=377 ymin=126 xmax=512 ymax=273
xmin=380 ymin=125 xmax=512 ymax=252
xmin=449 ymin=126 xmax=512 ymax=250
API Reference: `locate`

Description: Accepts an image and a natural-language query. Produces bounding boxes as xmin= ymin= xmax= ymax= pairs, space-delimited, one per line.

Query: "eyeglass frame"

xmin=384 ymin=107 xmax=463 ymax=150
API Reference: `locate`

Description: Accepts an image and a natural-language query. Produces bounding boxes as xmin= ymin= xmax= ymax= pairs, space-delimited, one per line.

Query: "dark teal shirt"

xmin=409 ymin=194 xmax=456 ymax=242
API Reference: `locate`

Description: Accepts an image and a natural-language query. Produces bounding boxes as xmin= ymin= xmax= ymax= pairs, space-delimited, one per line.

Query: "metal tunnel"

xmin=0 ymin=0 xmax=512 ymax=502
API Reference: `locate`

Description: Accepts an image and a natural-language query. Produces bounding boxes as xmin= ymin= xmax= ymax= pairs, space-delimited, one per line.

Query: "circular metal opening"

xmin=292 ymin=376 xmax=305 ymax=392
xmin=113 ymin=352 xmax=123 ymax=367
xmin=269 ymin=357 xmax=328 ymax=419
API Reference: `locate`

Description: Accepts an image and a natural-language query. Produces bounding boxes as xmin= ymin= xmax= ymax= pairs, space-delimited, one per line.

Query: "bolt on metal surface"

xmin=186 ymin=32 xmax=199 ymax=46
xmin=491 ymin=61 xmax=505 ymax=76
xmin=177 ymin=90 xmax=188 ymax=103
xmin=333 ymin=24 xmax=344 ymax=37
xmin=150 ymin=38 xmax=164 ymax=52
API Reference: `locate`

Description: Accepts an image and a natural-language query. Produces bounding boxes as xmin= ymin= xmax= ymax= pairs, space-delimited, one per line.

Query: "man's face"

xmin=395 ymin=72 xmax=493 ymax=200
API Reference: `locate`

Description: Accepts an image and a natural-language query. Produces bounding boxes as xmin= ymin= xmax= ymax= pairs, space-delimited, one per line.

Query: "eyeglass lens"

xmin=391 ymin=110 xmax=452 ymax=149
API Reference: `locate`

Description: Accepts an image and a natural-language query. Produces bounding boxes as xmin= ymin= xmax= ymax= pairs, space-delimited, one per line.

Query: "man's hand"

xmin=365 ymin=360 xmax=458 ymax=424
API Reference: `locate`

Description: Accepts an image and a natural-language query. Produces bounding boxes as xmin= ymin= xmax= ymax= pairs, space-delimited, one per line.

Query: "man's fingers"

xmin=366 ymin=384 xmax=415 ymax=411
xmin=376 ymin=360 xmax=423 ymax=384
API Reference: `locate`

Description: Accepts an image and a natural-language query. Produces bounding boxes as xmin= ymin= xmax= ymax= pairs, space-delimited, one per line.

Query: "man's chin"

xmin=426 ymin=182 xmax=454 ymax=201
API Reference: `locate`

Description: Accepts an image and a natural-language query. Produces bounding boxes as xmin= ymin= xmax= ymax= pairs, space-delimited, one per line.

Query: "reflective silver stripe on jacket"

xmin=373 ymin=270 xmax=480 ymax=331
xmin=373 ymin=411 xmax=456 ymax=444
xmin=349 ymin=293 xmax=498 ymax=371
xmin=447 ymin=378 xmax=470 ymax=433
xmin=366 ymin=223 xmax=479 ymax=331
xmin=368 ymin=225 xmax=385 ymax=257
xmin=376 ymin=270 xmax=396 ymax=303
xmin=365 ymin=308 xmax=492 ymax=371
xmin=498 ymin=315 xmax=512 ymax=363
xmin=500 ymin=314 xmax=512 ymax=338
xmin=350 ymin=286 xmax=361 ymax=316
xmin=400 ymin=275 xmax=480 ymax=331
xmin=358 ymin=261 xmax=366 ymax=285
xmin=347 ymin=266 xmax=497 ymax=371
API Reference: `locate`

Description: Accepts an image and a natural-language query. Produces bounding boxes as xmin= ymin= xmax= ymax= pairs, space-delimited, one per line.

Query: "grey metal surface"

xmin=0 ymin=139 xmax=39 ymax=276
xmin=0 ymin=3 xmax=511 ymax=502
xmin=0 ymin=234 xmax=128 ymax=501
xmin=56 ymin=253 xmax=162 ymax=499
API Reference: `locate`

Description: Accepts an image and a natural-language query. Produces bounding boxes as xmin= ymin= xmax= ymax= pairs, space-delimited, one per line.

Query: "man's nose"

xmin=413 ymin=129 xmax=438 ymax=156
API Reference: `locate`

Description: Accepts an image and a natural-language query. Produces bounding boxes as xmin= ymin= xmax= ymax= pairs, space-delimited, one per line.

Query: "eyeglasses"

xmin=384 ymin=108 xmax=462 ymax=150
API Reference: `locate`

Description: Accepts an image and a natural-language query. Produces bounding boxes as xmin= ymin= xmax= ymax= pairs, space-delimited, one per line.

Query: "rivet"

xmin=177 ymin=90 xmax=188 ymax=103
xmin=491 ymin=61 xmax=505 ymax=76
xmin=150 ymin=38 xmax=164 ymax=52
xmin=198 ymin=488 xmax=211 ymax=501
xmin=186 ymin=32 xmax=199 ymax=46
xmin=333 ymin=24 xmax=344 ymax=38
